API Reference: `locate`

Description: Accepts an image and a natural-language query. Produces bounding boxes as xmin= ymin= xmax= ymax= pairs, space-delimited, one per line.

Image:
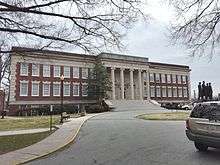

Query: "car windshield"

xmin=190 ymin=104 xmax=220 ymax=120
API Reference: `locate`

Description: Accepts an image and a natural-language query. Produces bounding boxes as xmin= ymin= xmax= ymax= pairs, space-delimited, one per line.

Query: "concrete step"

xmin=106 ymin=100 xmax=165 ymax=112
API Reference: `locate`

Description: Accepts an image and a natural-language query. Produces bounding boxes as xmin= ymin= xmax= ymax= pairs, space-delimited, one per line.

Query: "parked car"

xmin=181 ymin=104 xmax=193 ymax=110
xmin=186 ymin=101 xmax=220 ymax=151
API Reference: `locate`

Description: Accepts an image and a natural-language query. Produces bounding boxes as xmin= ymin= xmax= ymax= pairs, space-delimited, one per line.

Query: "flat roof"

xmin=99 ymin=52 xmax=148 ymax=63
xmin=149 ymin=62 xmax=189 ymax=69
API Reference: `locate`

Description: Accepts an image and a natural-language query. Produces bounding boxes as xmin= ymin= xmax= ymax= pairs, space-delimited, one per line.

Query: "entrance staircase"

xmin=105 ymin=100 xmax=166 ymax=112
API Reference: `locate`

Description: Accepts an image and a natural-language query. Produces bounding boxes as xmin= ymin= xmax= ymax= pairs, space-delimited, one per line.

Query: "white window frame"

xmin=32 ymin=64 xmax=40 ymax=76
xmin=173 ymin=87 xmax=177 ymax=97
xmin=162 ymin=86 xmax=167 ymax=97
xmin=82 ymin=68 xmax=88 ymax=79
xmin=54 ymin=66 xmax=61 ymax=78
xmin=172 ymin=75 xmax=176 ymax=84
xmin=43 ymin=82 xmax=50 ymax=96
xmin=161 ymin=74 xmax=166 ymax=83
xmin=150 ymin=86 xmax=155 ymax=97
xmin=31 ymin=82 xmax=39 ymax=96
xmin=183 ymin=87 xmax=188 ymax=97
xmin=149 ymin=73 xmax=154 ymax=82
xmin=64 ymin=66 xmax=70 ymax=78
xmin=178 ymin=87 xmax=183 ymax=97
xmin=167 ymin=86 xmax=172 ymax=97
xmin=167 ymin=74 xmax=171 ymax=83
xmin=53 ymin=83 xmax=60 ymax=96
xmin=155 ymin=73 xmax=160 ymax=83
xmin=177 ymin=75 xmax=182 ymax=84
xmin=82 ymin=83 xmax=88 ymax=96
xmin=20 ymin=63 xmax=28 ymax=76
xmin=73 ymin=83 xmax=80 ymax=96
xmin=156 ymin=86 xmax=161 ymax=97
xmin=73 ymin=67 xmax=79 ymax=78
xmin=63 ymin=83 xmax=70 ymax=96
xmin=43 ymin=65 xmax=50 ymax=77
xmin=20 ymin=80 xmax=28 ymax=96
xmin=182 ymin=75 xmax=187 ymax=84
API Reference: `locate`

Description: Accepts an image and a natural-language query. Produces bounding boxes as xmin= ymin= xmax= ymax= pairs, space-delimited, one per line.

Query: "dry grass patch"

xmin=138 ymin=111 xmax=190 ymax=121
xmin=0 ymin=131 xmax=54 ymax=155
xmin=0 ymin=116 xmax=60 ymax=131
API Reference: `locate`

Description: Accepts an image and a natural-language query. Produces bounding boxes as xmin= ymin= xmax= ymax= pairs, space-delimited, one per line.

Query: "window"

xmin=82 ymin=68 xmax=88 ymax=79
xmin=64 ymin=66 xmax=70 ymax=78
xmin=20 ymin=81 xmax=28 ymax=96
xmin=172 ymin=75 xmax=176 ymax=83
xmin=167 ymin=74 xmax=171 ymax=83
xmin=43 ymin=65 xmax=50 ymax=77
xmin=73 ymin=67 xmax=79 ymax=78
xmin=182 ymin=75 xmax=187 ymax=84
xmin=173 ymin=87 xmax=177 ymax=97
xmin=32 ymin=64 xmax=39 ymax=76
xmin=183 ymin=87 xmax=188 ymax=97
xmin=64 ymin=84 xmax=70 ymax=96
xmin=149 ymin=73 xmax=154 ymax=82
xmin=82 ymin=83 xmax=88 ymax=96
xmin=53 ymin=83 xmax=60 ymax=96
xmin=162 ymin=86 xmax=167 ymax=97
xmin=73 ymin=83 xmax=79 ymax=96
xmin=178 ymin=87 xmax=183 ymax=97
xmin=54 ymin=66 xmax=60 ymax=77
xmin=31 ymin=82 xmax=39 ymax=96
xmin=43 ymin=83 xmax=50 ymax=96
xmin=20 ymin=63 xmax=28 ymax=76
xmin=168 ymin=87 xmax=172 ymax=97
xmin=156 ymin=86 xmax=161 ymax=97
xmin=177 ymin=75 xmax=182 ymax=84
xmin=150 ymin=86 xmax=155 ymax=97
xmin=161 ymin=74 xmax=166 ymax=83
xmin=155 ymin=73 xmax=160 ymax=83
xmin=89 ymin=68 xmax=95 ymax=79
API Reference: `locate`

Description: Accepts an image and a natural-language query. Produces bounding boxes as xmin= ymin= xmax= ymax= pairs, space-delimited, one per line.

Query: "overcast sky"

xmin=118 ymin=0 xmax=220 ymax=97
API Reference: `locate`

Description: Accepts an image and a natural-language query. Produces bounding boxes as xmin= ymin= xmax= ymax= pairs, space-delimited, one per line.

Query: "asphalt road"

xmin=28 ymin=109 xmax=220 ymax=165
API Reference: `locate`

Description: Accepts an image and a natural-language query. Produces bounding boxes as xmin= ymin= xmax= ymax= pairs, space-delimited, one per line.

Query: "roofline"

xmin=149 ymin=62 xmax=189 ymax=69
xmin=11 ymin=47 xmax=95 ymax=59
xmin=99 ymin=52 xmax=149 ymax=60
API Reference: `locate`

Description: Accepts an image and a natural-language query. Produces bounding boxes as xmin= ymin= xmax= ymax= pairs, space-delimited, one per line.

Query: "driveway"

xmin=28 ymin=107 xmax=220 ymax=165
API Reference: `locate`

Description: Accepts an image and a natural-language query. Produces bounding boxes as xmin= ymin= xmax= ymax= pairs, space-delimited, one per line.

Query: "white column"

xmin=111 ymin=67 xmax=116 ymax=100
xmin=146 ymin=68 xmax=150 ymax=100
xmin=187 ymin=72 xmax=191 ymax=100
xmin=120 ymin=68 xmax=125 ymax=99
xmin=130 ymin=69 xmax=134 ymax=100
xmin=138 ymin=69 xmax=143 ymax=100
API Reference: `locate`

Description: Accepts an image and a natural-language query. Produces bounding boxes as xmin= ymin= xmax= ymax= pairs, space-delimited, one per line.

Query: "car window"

xmin=190 ymin=104 xmax=220 ymax=120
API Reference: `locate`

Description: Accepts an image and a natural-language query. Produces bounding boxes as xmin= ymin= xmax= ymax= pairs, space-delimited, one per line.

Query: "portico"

xmin=109 ymin=67 xmax=149 ymax=100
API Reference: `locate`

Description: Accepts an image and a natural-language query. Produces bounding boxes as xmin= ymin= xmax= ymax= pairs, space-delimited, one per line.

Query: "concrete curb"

xmin=0 ymin=113 xmax=100 ymax=165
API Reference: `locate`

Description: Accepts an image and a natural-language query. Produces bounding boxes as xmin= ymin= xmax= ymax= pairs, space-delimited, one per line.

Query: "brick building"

xmin=8 ymin=47 xmax=191 ymax=115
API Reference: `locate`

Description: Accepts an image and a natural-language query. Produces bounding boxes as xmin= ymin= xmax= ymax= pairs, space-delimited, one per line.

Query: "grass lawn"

xmin=137 ymin=111 xmax=190 ymax=121
xmin=0 ymin=116 xmax=60 ymax=131
xmin=0 ymin=131 xmax=54 ymax=155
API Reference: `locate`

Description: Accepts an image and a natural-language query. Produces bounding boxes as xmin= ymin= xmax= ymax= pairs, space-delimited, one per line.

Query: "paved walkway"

xmin=0 ymin=114 xmax=98 ymax=165
xmin=0 ymin=128 xmax=55 ymax=136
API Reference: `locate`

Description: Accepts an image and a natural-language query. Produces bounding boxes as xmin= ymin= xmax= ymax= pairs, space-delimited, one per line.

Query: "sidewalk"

xmin=0 ymin=128 xmax=55 ymax=136
xmin=0 ymin=113 xmax=98 ymax=165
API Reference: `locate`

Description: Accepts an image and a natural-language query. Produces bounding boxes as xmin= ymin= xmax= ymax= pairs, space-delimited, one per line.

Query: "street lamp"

xmin=60 ymin=74 xmax=64 ymax=124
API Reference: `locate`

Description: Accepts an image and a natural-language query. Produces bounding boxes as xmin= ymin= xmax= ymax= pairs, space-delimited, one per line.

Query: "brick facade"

xmin=8 ymin=47 xmax=191 ymax=115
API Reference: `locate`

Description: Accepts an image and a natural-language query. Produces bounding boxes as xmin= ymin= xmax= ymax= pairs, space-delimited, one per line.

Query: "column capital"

xmin=130 ymin=68 xmax=134 ymax=72
xmin=111 ymin=67 xmax=115 ymax=70
xmin=120 ymin=68 xmax=125 ymax=71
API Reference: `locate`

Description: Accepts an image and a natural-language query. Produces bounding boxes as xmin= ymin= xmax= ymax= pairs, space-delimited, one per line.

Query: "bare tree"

xmin=0 ymin=0 xmax=146 ymax=92
xmin=169 ymin=0 xmax=220 ymax=57
xmin=0 ymin=0 xmax=146 ymax=54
